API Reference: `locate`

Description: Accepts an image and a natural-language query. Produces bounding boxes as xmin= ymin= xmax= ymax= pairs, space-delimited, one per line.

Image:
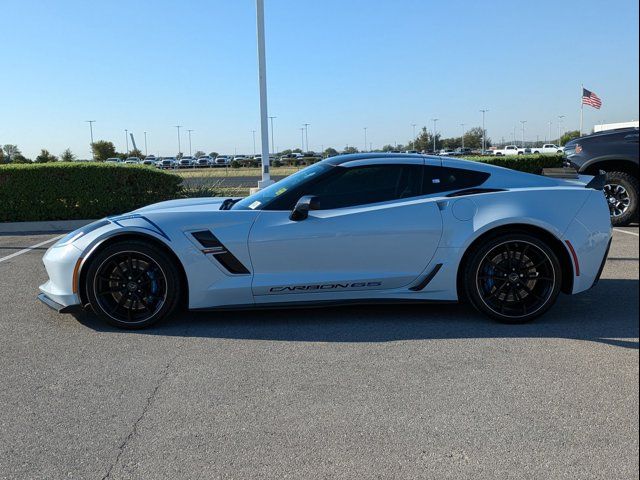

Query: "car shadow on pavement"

xmin=73 ymin=278 xmax=639 ymax=349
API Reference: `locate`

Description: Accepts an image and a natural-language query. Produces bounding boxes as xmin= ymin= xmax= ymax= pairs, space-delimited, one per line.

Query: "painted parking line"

xmin=613 ymin=228 xmax=639 ymax=237
xmin=0 ymin=235 xmax=64 ymax=264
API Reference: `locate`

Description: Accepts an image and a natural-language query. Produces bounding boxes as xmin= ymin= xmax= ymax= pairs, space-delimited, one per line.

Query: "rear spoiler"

xmin=542 ymin=168 xmax=606 ymax=190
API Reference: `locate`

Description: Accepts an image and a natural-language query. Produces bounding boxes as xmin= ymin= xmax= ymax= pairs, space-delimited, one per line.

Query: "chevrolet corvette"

xmin=38 ymin=153 xmax=612 ymax=328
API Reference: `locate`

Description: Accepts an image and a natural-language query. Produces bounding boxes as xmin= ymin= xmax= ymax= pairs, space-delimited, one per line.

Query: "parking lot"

xmin=0 ymin=227 xmax=637 ymax=479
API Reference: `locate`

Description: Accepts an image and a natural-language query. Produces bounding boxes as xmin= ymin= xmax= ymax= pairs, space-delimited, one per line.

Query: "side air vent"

xmin=191 ymin=230 xmax=250 ymax=275
xmin=192 ymin=230 xmax=222 ymax=248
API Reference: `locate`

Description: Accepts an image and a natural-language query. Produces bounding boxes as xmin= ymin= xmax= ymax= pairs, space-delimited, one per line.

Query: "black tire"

xmin=604 ymin=171 xmax=638 ymax=227
xmin=464 ymin=233 xmax=562 ymax=324
xmin=84 ymin=240 xmax=182 ymax=329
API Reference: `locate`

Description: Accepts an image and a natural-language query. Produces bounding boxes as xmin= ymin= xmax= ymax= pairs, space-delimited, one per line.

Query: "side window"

xmin=307 ymin=164 xmax=423 ymax=209
xmin=422 ymin=166 xmax=490 ymax=195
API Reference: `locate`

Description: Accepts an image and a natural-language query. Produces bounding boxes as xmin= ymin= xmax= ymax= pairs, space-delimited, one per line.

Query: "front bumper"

xmin=37 ymin=293 xmax=83 ymax=314
xmin=38 ymin=242 xmax=84 ymax=311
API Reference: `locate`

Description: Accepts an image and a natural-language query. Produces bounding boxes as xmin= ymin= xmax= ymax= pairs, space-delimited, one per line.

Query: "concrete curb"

xmin=0 ymin=219 xmax=95 ymax=235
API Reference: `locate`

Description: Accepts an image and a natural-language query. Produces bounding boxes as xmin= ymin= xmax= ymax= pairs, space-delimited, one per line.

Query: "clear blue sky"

xmin=2 ymin=0 xmax=638 ymax=158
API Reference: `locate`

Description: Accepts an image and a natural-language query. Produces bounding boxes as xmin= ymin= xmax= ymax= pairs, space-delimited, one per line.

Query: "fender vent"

xmin=191 ymin=230 xmax=250 ymax=274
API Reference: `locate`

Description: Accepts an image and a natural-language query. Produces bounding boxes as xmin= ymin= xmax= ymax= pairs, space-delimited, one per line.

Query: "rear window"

xmin=422 ymin=166 xmax=490 ymax=195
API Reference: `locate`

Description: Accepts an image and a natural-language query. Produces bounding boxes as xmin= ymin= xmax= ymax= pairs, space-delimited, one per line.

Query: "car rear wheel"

xmin=604 ymin=171 xmax=638 ymax=226
xmin=85 ymin=240 xmax=181 ymax=329
xmin=464 ymin=234 xmax=562 ymax=323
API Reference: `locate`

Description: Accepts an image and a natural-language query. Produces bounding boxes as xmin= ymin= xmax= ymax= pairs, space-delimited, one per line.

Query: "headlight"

xmin=53 ymin=219 xmax=110 ymax=247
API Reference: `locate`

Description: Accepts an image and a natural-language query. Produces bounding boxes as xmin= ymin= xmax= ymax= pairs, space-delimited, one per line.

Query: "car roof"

xmin=323 ymin=152 xmax=429 ymax=165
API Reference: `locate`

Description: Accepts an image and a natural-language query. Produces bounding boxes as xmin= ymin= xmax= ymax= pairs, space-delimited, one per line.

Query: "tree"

xmin=91 ymin=141 xmax=116 ymax=162
xmin=208 ymin=152 xmax=219 ymax=158
xmin=560 ymin=130 xmax=580 ymax=145
xmin=463 ymin=127 xmax=489 ymax=149
xmin=343 ymin=146 xmax=359 ymax=154
xmin=412 ymin=127 xmax=437 ymax=152
xmin=60 ymin=148 xmax=76 ymax=162
xmin=323 ymin=147 xmax=338 ymax=157
xmin=194 ymin=150 xmax=206 ymax=159
xmin=11 ymin=154 xmax=31 ymax=163
xmin=3 ymin=144 xmax=21 ymax=162
xmin=35 ymin=149 xmax=58 ymax=163
xmin=0 ymin=149 xmax=4 ymax=163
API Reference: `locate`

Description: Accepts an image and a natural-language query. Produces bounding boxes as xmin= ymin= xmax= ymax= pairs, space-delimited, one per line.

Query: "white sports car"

xmin=38 ymin=153 xmax=612 ymax=329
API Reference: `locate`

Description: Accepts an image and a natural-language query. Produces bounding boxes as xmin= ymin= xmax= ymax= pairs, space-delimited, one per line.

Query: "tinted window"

xmin=304 ymin=164 xmax=424 ymax=209
xmin=422 ymin=166 xmax=490 ymax=195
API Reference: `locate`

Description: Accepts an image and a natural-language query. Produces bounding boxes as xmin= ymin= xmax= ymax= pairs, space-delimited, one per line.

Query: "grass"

xmin=173 ymin=166 xmax=300 ymax=178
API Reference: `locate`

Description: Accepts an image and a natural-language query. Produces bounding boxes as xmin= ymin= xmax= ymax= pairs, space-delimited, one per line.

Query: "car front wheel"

xmin=84 ymin=240 xmax=181 ymax=329
xmin=464 ymin=234 xmax=562 ymax=323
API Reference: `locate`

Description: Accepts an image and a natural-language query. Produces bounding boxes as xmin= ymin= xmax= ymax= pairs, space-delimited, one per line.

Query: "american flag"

xmin=582 ymin=88 xmax=602 ymax=109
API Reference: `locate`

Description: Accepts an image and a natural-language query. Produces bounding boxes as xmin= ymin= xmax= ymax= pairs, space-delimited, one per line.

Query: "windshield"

xmin=232 ymin=162 xmax=332 ymax=210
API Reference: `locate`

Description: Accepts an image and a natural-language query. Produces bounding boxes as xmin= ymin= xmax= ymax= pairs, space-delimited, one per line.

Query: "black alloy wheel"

xmin=465 ymin=234 xmax=562 ymax=323
xmin=604 ymin=182 xmax=631 ymax=218
xmin=85 ymin=240 xmax=181 ymax=328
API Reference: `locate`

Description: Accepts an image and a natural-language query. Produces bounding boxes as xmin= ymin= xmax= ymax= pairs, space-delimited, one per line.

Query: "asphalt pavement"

xmin=0 ymin=227 xmax=638 ymax=479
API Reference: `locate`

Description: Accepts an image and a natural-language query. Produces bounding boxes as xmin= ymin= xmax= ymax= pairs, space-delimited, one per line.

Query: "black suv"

xmin=564 ymin=128 xmax=639 ymax=226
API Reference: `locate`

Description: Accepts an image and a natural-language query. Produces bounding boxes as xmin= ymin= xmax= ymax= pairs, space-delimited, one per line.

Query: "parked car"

xmin=39 ymin=153 xmax=612 ymax=329
xmin=452 ymin=148 xmax=473 ymax=156
xmin=124 ymin=157 xmax=141 ymax=164
xmin=195 ymin=156 xmax=213 ymax=167
xmin=178 ymin=156 xmax=196 ymax=168
xmin=214 ymin=156 xmax=232 ymax=167
xmin=518 ymin=147 xmax=532 ymax=155
xmin=564 ymin=127 xmax=639 ymax=226
xmin=438 ymin=149 xmax=455 ymax=156
xmin=105 ymin=157 xmax=122 ymax=163
xmin=157 ymin=157 xmax=177 ymax=169
xmin=532 ymin=144 xmax=564 ymax=155
xmin=142 ymin=156 xmax=156 ymax=166
xmin=493 ymin=145 xmax=520 ymax=156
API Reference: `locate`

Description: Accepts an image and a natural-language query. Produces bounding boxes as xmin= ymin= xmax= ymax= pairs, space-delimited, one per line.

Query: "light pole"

xmin=144 ymin=131 xmax=148 ymax=156
xmin=255 ymin=0 xmax=272 ymax=189
xmin=125 ymin=129 xmax=129 ymax=154
xmin=411 ymin=123 xmax=416 ymax=147
xmin=300 ymin=128 xmax=305 ymax=151
xmin=174 ymin=125 xmax=182 ymax=157
xmin=431 ymin=118 xmax=438 ymax=152
xmin=547 ymin=121 xmax=552 ymax=144
xmin=363 ymin=127 xmax=367 ymax=152
xmin=303 ymin=123 xmax=310 ymax=152
xmin=480 ymin=109 xmax=489 ymax=152
xmin=268 ymin=116 xmax=276 ymax=153
xmin=187 ymin=129 xmax=194 ymax=157
xmin=85 ymin=120 xmax=95 ymax=159
xmin=557 ymin=115 xmax=565 ymax=145
xmin=460 ymin=123 xmax=465 ymax=149
xmin=252 ymin=130 xmax=256 ymax=156
xmin=520 ymin=120 xmax=527 ymax=147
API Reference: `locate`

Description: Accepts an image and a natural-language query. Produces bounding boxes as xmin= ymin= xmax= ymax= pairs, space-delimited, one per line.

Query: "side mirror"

xmin=290 ymin=195 xmax=320 ymax=221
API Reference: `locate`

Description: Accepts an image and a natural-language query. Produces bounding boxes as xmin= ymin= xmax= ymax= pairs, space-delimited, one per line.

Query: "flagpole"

xmin=579 ymin=84 xmax=584 ymax=135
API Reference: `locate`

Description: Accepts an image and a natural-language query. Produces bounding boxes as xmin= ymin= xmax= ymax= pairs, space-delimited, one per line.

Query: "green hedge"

xmin=462 ymin=154 xmax=563 ymax=174
xmin=0 ymin=163 xmax=182 ymax=222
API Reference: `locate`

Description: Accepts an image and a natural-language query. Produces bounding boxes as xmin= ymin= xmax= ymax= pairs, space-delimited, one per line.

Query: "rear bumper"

xmin=563 ymin=190 xmax=613 ymax=294
xmin=37 ymin=293 xmax=83 ymax=314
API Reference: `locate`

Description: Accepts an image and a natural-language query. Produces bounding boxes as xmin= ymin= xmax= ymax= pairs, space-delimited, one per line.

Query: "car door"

xmin=247 ymin=158 xmax=443 ymax=302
